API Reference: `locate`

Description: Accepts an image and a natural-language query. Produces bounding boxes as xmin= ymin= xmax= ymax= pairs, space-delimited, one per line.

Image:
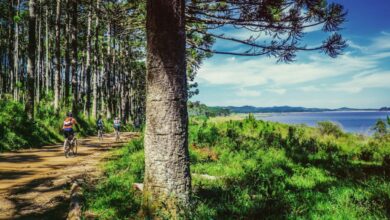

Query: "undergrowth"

xmin=0 ymin=98 xmax=133 ymax=152
xmin=84 ymin=114 xmax=390 ymax=219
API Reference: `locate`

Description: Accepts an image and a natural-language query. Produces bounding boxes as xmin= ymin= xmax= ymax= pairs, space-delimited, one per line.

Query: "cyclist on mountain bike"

xmin=96 ymin=115 xmax=104 ymax=140
xmin=96 ymin=115 xmax=104 ymax=132
xmin=114 ymin=117 xmax=121 ymax=141
xmin=63 ymin=112 xmax=77 ymax=139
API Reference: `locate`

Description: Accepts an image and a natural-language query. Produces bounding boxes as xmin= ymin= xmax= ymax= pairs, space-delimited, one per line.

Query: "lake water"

xmin=254 ymin=111 xmax=390 ymax=135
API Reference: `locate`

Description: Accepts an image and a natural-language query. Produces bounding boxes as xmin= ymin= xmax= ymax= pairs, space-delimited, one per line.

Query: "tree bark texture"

xmin=71 ymin=0 xmax=78 ymax=114
xmin=54 ymin=0 xmax=61 ymax=110
xmin=26 ymin=0 xmax=36 ymax=119
xmin=143 ymin=0 xmax=191 ymax=217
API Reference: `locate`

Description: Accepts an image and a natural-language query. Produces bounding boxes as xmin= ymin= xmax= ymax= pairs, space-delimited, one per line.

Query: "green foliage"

xmin=373 ymin=119 xmax=387 ymax=137
xmin=188 ymin=101 xmax=230 ymax=117
xmin=84 ymin=139 xmax=144 ymax=219
xmin=0 ymin=99 xmax=62 ymax=151
xmin=317 ymin=121 xmax=344 ymax=137
xmin=84 ymin=117 xmax=390 ymax=219
xmin=0 ymin=98 xmax=122 ymax=152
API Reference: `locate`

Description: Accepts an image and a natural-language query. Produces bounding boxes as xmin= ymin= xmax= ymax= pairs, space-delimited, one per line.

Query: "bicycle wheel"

xmin=73 ymin=139 xmax=78 ymax=156
xmin=116 ymin=131 xmax=120 ymax=142
xmin=64 ymin=140 xmax=69 ymax=158
xmin=98 ymin=130 xmax=103 ymax=141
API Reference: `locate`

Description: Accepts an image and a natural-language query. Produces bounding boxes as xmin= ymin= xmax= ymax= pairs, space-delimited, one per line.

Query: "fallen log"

xmin=67 ymin=182 xmax=83 ymax=220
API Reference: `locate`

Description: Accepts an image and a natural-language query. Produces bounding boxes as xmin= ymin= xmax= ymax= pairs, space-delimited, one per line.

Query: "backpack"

xmin=64 ymin=117 xmax=73 ymax=127
xmin=97 ymin=119 xmax=103 ymax=126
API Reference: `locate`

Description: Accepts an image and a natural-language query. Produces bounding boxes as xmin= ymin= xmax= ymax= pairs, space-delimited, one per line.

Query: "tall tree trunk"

xmin=71 ymin=0 xmax=78 ymax=115
xmin=1 ymin=50 xmax=5 ymax=95
xmin=45 ymin=3 xmax=49 ymax=94
xmin=105 ymin=23 xmax=112 ymax=119
xmin=26 ymin=0 xmax=37 ymax=119
xmin=64 ymin=0 xmax=71 ymax=105
xmin=85 ymin=0 xmax=92 ymax=117
xmin=54 ymin=0 xmax=61 ymax=110
xmin=143 ymin=0 xmax=190 ymax=216
xmin=92 ymin=0 xmax=100 ymax=118
xmin=8 ymin=0 xmax=15 ymax=95
xmin=13 ymin=0 xmax=20 ymax=100
xmin=36 ymin=0 xmax=42 ymax=103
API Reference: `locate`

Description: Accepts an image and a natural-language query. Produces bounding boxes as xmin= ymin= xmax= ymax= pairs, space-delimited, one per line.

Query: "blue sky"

xmin=192 ymin=0 xmax=390 ymax=108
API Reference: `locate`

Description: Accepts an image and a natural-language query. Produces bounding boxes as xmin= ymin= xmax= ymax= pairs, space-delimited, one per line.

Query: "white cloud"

xmin=236 ymin=88 xmax=262 ymax=97
xmin=198 ymin=51 xmax=377 ymax=88
xmin=349 ymin=32 xmax=390 ymax=53
xmin=331 ymin=72 xmax=390 ymax=93
xmin=267 ymin=88 xmax=286 ymax=94
xmin=347 ymin=40 xmax=366 ymax=51
xmin=303 ymin=23 xmax=323 ymax=33
xmin=196 ymin=31 xmax=390 ymax=108
xmin=299 ymin=86 xmax=321 ymax=92
xmin=371 ymin=34 xmax=390 ymax=51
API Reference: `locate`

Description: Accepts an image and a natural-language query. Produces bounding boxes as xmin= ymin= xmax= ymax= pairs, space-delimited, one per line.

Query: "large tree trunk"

xmin=8 ymin=0 xmax=15 ymax=95
xmin=36 ymin=0 xmax=42 ymax=104
xmin=92 ymin=0 xmax=100 ymax=118
xmin=105 ymin=23 xmax=112 ymax=119
xmin=45 ymin=3 xmax=49 ymax=94
xmin=64 ymin=0 xmax=71 ymax=105
xmin=26 ymin=0 xmax=36 ymax=119
xmin=143 ymin=0 xmax=190 ymax=216
xmin=13 ymin=0 xmax=20 ymax=100
xmin=71 ymin=0 xmax=78 ymax=114
xmin=85 ymin=0 xmax=92 ymax=117
xmin=54 ymin=0 xmax=61 ymax=110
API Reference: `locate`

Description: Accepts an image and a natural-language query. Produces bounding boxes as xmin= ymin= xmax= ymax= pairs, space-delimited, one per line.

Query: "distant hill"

xmin=222 ymin=105 xmax=379 ymax=113
xmin=379 ymin=107 xmax=390 ymax=111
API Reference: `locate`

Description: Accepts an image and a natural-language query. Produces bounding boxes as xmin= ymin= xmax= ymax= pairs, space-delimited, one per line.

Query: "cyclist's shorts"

xmin=114 ymin=125 xmax=120 ymax=131
xmin=63 ymin=128 xmax=74 ymax=138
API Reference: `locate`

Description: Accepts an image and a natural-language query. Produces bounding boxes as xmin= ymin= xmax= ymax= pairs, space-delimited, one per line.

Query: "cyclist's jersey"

xmin=114 ymin=119 xmax=120 ymax=127
xmin=97 ymin=119 xmax=104 ymax=128
xmin=63 ymin=117 xmax=77 ymax=130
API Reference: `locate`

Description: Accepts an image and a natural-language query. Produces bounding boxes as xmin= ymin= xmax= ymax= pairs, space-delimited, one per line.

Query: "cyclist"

xmin=113 ymin=117 xmax=121 ymax=140
xmin=96 ymin=115 xmax=104 ymax=133
xmin=63 ymin=112 xmax=77 ymax=148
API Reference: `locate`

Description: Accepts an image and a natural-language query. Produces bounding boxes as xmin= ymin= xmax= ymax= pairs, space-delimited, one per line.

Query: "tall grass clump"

xmin=84 ymin=138 xmax=144 ymax=219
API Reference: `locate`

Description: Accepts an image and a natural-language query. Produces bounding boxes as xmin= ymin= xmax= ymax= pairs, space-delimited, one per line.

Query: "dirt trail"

xmin=0 ymin=132 xmax=138 ymax=220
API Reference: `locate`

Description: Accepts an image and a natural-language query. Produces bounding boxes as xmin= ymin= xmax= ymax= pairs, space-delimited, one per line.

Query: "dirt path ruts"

xmin=0 ymin=132 xmax=137 ymax=220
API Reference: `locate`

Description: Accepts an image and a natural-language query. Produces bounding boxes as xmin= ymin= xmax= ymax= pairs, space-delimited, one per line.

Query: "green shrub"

xmin=317 ymin=121 xmax=344 ymax=137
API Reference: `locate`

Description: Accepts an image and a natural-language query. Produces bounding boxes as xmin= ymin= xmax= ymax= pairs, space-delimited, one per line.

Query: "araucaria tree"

xmin=144 ymin=0 xmax=191 ymax=216
xmin=143 ymin=0 xmax=347 ymax=217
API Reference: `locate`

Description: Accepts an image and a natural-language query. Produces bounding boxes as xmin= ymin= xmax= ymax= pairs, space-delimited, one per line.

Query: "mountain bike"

xmin=64 ymin=134 xmax=78 ymax=158
xmin=115 ymin=129 xmax=120 ymax=142
xmin=98 ymin=127 xmax=103 ymax=141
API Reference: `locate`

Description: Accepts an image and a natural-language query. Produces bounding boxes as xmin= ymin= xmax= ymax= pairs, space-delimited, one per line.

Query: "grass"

xmin=83 ymin=114 xmax=390 ymax=219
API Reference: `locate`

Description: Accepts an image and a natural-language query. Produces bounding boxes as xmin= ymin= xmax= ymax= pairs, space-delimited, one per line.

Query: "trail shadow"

xmin=0 ymin=170 xmax=35 ymax=180
xmin=5 ymin=176 xmax=70 ymax=219
xmin=0 ymin=154 xmax=43 ymax=163
xmin=12 ymin=196 xmax=68 ymax=220
xmin=10 ymin=176 xmax=61 ymax=195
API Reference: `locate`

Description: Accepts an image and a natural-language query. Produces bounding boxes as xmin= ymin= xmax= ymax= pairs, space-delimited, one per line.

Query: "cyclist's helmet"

xmin=68 ymin=112 xmax=73 ymax=117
